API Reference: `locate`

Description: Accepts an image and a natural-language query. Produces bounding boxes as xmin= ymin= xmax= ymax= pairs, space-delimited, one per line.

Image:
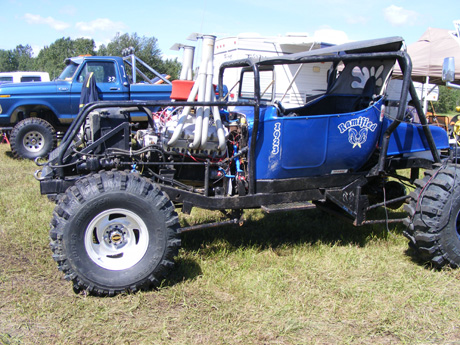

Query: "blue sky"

xmin=1 ymin=0 xmax=459 ymax=59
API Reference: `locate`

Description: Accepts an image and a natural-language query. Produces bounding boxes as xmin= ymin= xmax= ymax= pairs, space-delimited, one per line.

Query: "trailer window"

xmin=20 ymin=76 xmax=42 ymax=82
xmin=240 ymin=69 xmax=274 ymax=101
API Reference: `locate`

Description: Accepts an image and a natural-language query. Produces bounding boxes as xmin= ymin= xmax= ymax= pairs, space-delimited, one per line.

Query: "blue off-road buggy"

xmin=36 ymin=36 xmax=456 ymax=296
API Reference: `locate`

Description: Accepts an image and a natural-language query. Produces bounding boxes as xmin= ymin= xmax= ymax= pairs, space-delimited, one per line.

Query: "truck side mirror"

xmin=443 ymin=57 xmax=455 ymax=82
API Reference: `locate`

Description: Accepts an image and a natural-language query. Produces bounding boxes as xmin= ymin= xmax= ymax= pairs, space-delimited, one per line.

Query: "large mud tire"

xmin=404 ymin=164 xmax=460 ymax=268
xmin=50 ymin=171 xmax=181 ymax=296
xmin=10 ymin=118 xmax=56 ymax=159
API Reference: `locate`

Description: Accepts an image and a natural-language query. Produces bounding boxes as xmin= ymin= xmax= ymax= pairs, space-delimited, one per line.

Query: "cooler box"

xmin=170 ymin=80 xmax=195 ymax=100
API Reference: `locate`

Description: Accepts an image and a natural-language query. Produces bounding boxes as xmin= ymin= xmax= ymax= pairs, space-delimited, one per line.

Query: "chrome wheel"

xmin=23 ymin=130 xmax=45 ymax=153
xmin=50 ymin=171 xmax=180 ymax=295
xmin=84 ymin=208 xmax=149 ymax=271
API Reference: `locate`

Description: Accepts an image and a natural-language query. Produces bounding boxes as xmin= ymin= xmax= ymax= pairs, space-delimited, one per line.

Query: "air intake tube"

xmin=167 ymin=35 xmax=226 ymax=151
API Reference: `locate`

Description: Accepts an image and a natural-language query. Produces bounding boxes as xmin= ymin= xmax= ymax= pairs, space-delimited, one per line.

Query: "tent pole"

xmin=423 ymin=76 xmax=430 ymax=114
xmin=409 ymin=81 xmax=441 ymax=163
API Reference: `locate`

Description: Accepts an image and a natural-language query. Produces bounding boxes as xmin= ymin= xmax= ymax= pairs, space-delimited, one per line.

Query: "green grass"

xmin=1 ymin=144 xmax=460 ymax=345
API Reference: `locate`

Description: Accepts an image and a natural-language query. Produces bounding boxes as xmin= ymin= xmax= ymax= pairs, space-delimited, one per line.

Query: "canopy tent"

xmin=398 ymin=26 xmax=460 ymax=84
xmin=390 ymin=25 xmax=460 ymax=114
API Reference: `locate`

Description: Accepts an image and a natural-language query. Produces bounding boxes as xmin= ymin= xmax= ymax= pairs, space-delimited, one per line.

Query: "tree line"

xmin=1 ymin=34 xmax=459 ymax=114
xmin=435 ymin=86 xmax=460 ymax=114
xmin=0 ymin=33 xmax=181 ymax=81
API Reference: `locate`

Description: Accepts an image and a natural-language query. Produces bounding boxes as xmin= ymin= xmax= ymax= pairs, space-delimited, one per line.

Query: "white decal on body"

xmin=338 ymin=116 xmax=377 ymax=149
xmin=272 ymin=122 xmax=281 ymax=154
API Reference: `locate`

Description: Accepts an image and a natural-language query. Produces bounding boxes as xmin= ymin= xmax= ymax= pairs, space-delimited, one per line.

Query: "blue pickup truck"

xmin=0 ymin=55 xmax=172 ymax=159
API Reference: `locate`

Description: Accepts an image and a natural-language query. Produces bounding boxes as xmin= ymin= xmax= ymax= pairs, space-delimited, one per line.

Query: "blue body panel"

xmin=0 ymin=81 xmax=62 ymax=125
xmin=236 ymin=98 xmax=384 ymax=179
xmin=236 ymin=97 xmax=449 ymax=180
xmin=129 ymin=84 xmax=172 ymax=102
xmin=382 ymin=118 xmax=449 ymax=155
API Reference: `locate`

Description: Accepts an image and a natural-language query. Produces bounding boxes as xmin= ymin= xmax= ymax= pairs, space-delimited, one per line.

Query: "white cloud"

xmin=75 ymin=18 xmax=127 ymax=34
xmin=74 ymin=19 xmax=129 ymax=51
xmin=313 ymin=28 xmax=349 ymax=45
xmin=93 ymin=38 xmax=112 ymax=51
xmin=383 ymin=5 xmax=418 ymax=27
xmin=59 ymin=5 xmax=77 ymax=16
xmin=23 ymin=13 xmax=70 ymax=31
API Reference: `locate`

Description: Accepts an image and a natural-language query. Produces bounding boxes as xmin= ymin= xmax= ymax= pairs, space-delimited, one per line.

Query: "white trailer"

xmin=386 ymin=79 xmax=439 ymax=103
xmin=213 ymin=34 xmax=333 ymax=106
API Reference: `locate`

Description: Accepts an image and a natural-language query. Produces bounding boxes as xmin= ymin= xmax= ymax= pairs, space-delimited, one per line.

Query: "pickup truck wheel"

xmin=49 ymin=171 xmax=181 ymax=296
xmin=404 ymin=165 xmax=460 ymax=268
xmin=10 ymin=118 xmax=56 ymax=159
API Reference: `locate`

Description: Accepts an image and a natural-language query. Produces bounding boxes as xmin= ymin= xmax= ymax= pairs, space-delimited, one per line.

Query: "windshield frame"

xmin=57 ymin=62 xmax=80 ymax=81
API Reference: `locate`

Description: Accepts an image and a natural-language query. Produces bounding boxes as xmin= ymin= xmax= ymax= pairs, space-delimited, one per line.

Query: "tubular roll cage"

xmin=48 ymin=49 xmax=440 ymax=217
xmin=217 ymin=50 xmax=441 ymax=186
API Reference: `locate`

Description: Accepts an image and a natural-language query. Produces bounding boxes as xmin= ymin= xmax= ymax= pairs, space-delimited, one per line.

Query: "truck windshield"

xmin=57 ymin=62 xmax=80 ymax=81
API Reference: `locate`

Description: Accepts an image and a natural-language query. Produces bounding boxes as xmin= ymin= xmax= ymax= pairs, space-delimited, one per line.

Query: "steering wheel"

xmin=274 ymin=101 xmax=286 ymax=115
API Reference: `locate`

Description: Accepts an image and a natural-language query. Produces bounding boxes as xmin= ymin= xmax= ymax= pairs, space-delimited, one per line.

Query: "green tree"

xmin=14 ymin=44 xmax=35 ymax=71
xmin=436 ymin=85 xmax=460 ymax=114
xmin=35 ymin=37 xmax=96 ymax=79
xmin=161 ymin=58 xmax=181 ymax=80
xmin=98 ymin=33 xmax=181 ymax=80
xmin=73 ymin=38 xmax=96 ymax=56
xmin=0 ymin=45 xmax=39 ymax=72
xmin=0 ymin=35 xmax=181 ymax=80
xmin=0 ymin=50 xmax=18 ymax=72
